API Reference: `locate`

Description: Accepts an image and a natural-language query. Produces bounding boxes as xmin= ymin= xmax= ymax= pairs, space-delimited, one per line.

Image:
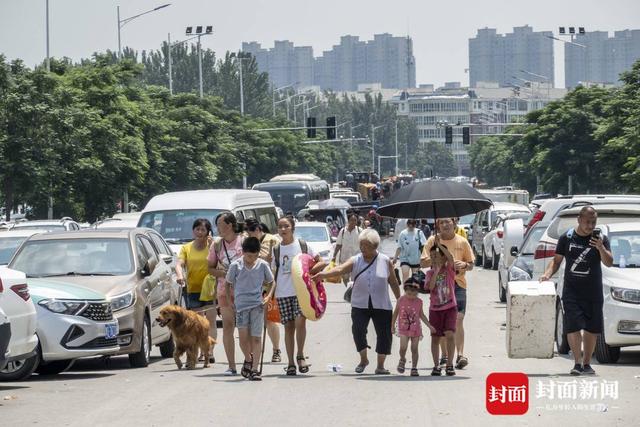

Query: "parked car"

xmin=10 ymin=217 xmax=81 ymax=232
xmin=0 ymin=229 xmax=49 ymax=265
xmin=457 ymin=214 xmax=475 ymax=242
xmin=25 ymin=279 xmax=121 ymax=375
xmin=471 ymin=202 xmax=531 ymax=267
xmin=526 ymin=195 xmax=640 ymax=231
xmin=0 ymin=267 xmax=38 ymax=381
xmin=293 ymin=222 xmax=335 ymax=262
xmin=8 ymin=228 xmax=179 ymax=368
xmin=497 ymin=224 xmax=547 ymax=302
xmin=482 ymin=211 xmax=531 ymax=270
xmin=554 ymin=222 xmax=640 ymax=363
xmin=532 ymin=204 xmax=640 ymax=281
xmin=0 ymin=303 xmax=10 ymax=370
xmin=331 ymin=192 xmax=362 ymax=204
xmin=94 ymin=212 xmax=142 ymax=229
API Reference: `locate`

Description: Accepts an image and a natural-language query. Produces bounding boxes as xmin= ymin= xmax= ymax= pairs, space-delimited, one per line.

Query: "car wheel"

xmin=129 ymin=315 xmax=151 ymax=368
xmin=491 ymin=249 xmax=500 ymax=270
xmin=498 ymin=272 xmax=506 ymax=303
xmin=473 ymin=246 xmax=482 ymax=266
xmin=159 ymin=334 xmax=175 ymax=358
xmin=482 ymin=246 xmax=492 ymax=269
xmin=36 ymin=359 xmax=75 ymax=375
xmin=555 ymin=302 xmax=570 ymax=355
xmin=0 ymin=347 xmax=40 ymax=381
xmin=595 ymin=328 xmax=621 ymax=364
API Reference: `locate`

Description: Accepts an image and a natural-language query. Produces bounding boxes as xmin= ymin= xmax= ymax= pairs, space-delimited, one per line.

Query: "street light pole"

xmin=239 ymin=56 xmax=244 ymax=115
xmin=395 ymin=119 xmax=399 ymax=176
xmin=117 ymin=3 xmax=171 ymax=60
xmin=45 ymin=0 xmax=50 ymax=72
xmin=117 ymin=6 xmax=121 ymax=58
xmin=197 ymin=35 xmax=203 ymax=98
xmin=167 ymin=33 xmax=172 ymax=95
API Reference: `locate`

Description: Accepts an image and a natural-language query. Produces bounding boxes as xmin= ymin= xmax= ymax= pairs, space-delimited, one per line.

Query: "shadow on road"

xmin=70 ymin=355 xmax=165 ymax=371
xmin=0 ymin=385 xmax=30 ymax=391
xmin=25 ymin=372 xmax=115 ymax=382
xmin=354 ymin=375 xmax=471 ymax=382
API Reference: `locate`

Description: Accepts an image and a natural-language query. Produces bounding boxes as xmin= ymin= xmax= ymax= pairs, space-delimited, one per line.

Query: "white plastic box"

xmin=506 ymin=281 xmax=556 ymax=359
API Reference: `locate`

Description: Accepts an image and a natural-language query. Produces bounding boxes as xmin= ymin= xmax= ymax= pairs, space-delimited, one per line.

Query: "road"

xmin=1 ymin=238 xmax=638 ymax=427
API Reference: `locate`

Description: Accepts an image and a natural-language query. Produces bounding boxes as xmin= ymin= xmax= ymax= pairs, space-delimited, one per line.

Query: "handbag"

xmin=266 ymin=295 xmax=280 ymax=322
xmin=199 ymin=274 xmax=217 ymax=302
xmin=343 ymin=254 xmax=379 ymax=303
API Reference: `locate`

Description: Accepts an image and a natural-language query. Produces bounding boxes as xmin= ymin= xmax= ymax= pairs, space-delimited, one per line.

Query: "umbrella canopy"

xmin=376 ymin=180 xmax=492 ymax=219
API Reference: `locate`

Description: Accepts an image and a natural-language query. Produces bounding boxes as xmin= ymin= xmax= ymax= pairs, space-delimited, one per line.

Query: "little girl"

xmin=392 ymin=280 xmax=436 ymax=376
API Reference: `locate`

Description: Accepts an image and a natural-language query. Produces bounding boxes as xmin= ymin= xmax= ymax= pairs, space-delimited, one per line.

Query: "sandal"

xmin=431 ymin=367 xmax=442 ymax=376
xmin=410 ymin=368 xmax=419 ymax=377
xmin=397 ymin=358 xmax=406 ymax=374
xmin=285 ymin=365 xmax=297 ymax=376
xmin=455 ymin=355 xmax=468 ymax=369
xmin=248 ymin=370 xmax=262 ymax=381
xmin=374 ymin=368 xmax=390 ymax=375
xmin=241 ymin=358 xmax=252 ymax=378
xmin=271 ymin=349 xmax=281 ymax=363
xmin=355 ymin=361 xmax=369 ymax=374
xmin=439 ymin=357 xmax=447 ymax=369
xmin=445 ymin=366 xmax=456 ymax=376
xmin=296 ymin=355 xmax=310 ymax=374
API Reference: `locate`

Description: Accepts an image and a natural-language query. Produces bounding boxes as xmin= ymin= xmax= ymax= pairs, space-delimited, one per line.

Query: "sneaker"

xmin=271 ymin=349 xmax=281 ymax=363
xmin=570 ymin=364 xmax=583 ymax=376
xmin=582 ymin=364 xmax=596 ymax=375
xmin=224 ymin=368 xmax=238 ymax=376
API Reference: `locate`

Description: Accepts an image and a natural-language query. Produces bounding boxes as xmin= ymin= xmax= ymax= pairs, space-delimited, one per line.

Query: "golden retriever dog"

xmin=156 ymin=305 xmax=216 ymax=370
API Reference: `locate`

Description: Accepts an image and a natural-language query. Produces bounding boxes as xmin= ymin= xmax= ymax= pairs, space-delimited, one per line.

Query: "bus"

xmin=252 ymin=175 xmax=330 ymax=215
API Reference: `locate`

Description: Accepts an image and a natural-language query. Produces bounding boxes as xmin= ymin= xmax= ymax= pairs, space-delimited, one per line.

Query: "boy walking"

xmin=226 ymin=237 xmax=274 ymax=381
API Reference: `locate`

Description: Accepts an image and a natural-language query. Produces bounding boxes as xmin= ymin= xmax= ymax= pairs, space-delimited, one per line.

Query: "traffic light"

xmin=326 ymin=116 xmax=336 ymax=140
xmin=306 ymin=117 xmax=317 ymax=138
xmin=445 ymin=126 xmax=453 ymax=144
xmin=462 ymin=127 xmax=470 ymax=145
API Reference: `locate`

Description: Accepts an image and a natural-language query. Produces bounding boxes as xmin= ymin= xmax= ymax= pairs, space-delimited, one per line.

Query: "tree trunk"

xmin=4 ymin=177 xmax=13 ymax=222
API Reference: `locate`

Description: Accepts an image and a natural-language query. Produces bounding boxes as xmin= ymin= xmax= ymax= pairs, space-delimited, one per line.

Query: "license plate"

xmin=105 ymin=323 xmax=118 ymax=340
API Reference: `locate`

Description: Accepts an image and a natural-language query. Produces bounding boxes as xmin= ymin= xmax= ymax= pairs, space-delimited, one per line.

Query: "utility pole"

xmin=239 ymin=55 xmax=244 ymax=115
xmin=371 ymin=124 xmax=375 ymax=173
xmin=167 ymin=33 xmax=172 ymax=95
xmin=45 ymin=0 xmax=50 ymax=72
xmin=197 ymin=35 xmax=203 ymax=98
xmin=395 ymin=119 xmax=399 ymax=175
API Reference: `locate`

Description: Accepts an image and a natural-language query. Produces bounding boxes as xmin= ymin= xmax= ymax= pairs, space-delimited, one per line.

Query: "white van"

xmin=137 ymin=190 xmax=278 ymax=253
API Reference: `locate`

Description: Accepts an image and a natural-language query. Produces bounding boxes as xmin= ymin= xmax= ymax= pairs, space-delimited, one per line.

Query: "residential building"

xmin=565 ymin=29 xmax=640 ymax=88
xmin=241 ymin=40 xmax=314 ymax=88
xmin=469 ymin=26 xmax=554 ymax=88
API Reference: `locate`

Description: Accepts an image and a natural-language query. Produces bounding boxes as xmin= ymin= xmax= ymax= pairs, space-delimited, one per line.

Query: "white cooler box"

xmin=506 ymin=281 xmax=556 ymax=359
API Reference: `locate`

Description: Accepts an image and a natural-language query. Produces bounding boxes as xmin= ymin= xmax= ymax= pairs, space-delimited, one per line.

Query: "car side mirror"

xmin=159 ymin=254 xmax=173 ymax=265
xmin=510 ymin=246 xmax=519 ymax=257
xmin=141 ymin=256 xmax=158 ymax=277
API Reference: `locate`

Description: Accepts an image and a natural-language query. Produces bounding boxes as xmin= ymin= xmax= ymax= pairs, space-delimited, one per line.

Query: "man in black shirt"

xmin=540 ymin=206 xmax=613 ymax=375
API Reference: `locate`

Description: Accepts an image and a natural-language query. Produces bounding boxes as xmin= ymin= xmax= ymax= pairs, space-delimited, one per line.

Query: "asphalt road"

xmin=1 ymin=238 xmax=639 ymax=427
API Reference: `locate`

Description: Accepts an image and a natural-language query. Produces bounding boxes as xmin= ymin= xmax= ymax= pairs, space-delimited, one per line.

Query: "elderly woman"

xmin=314 ymin=228 xmax=400 ymax=374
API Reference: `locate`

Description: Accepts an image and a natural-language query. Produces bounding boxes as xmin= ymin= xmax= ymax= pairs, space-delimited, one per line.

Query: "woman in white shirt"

xmin=332 ymin=213 xmax=362 ymax=286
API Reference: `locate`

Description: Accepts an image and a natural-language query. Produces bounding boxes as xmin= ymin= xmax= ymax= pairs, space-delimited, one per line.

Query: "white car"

xmin=532 ymin=204 xmax=640 ymax=281
xmin=0 ymin=304 xmax=9 ymax=370
xmin=293 ymin=222 xmax=335 ymax=262
xmin=93 ymin=212 xmax=142 ymax=229
xmin=0 ymin=267 xmax=38 ymax=381
xmin=10 ymin=218 xmax=80 ymax=232
xmin=554 ymin=222 xmax=640 ymax=363
xmin=481 ymin=211 xmax=530 ymax=270
xmin=0 ymin=229 xmax=49 ymax=265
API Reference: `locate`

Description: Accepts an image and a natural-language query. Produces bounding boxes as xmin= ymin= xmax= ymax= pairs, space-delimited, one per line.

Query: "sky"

xmin=1 ymin=0 xmax=638 ymax=88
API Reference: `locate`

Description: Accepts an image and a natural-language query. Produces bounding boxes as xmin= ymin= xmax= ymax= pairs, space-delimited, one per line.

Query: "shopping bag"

xmin=266 ymin=295 xmax=281 ymax=323
xmin=199 ymin=275 xmax=217 ymax=302
xmin=324 ymin=260 xmax=342 ymax=283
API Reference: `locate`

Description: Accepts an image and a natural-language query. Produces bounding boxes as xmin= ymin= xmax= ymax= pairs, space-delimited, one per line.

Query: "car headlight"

xmin=509 ymin=265 xmax=531 ymax=281
xmin=38 ymin=299 xmax=87 ymax=315
xmin=109 ymin=290 xmax=136 ymax=312
xmin=611 ymin=287 xmax=640 ymax=304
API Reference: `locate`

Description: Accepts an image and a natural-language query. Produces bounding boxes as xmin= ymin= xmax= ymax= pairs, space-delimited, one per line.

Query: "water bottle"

xmin=327 ymin=363 xmax=343 ymax=373
xmin=619 ymin=255 xmax=626 ymax=268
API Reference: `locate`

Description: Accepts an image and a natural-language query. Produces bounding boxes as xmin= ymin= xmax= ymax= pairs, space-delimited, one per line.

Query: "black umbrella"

xmin=376 ymin=180 xmax=492 ymax=219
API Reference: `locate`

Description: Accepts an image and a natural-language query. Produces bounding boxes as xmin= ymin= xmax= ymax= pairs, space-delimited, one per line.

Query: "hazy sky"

xmin=1 ymin=0 xmax=638 ymax=88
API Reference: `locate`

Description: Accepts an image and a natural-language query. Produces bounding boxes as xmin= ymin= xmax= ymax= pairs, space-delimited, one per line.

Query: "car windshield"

xmin=458 ymin=214 xmax=475 ymax=226
xmin=10 ymin=238 xmax=134 ymax=277
xmin=295 ymin=226 xmax=329 ymax=243
xmin=609 ymin=230 xmax=640 ymax=268
xmin=548 ymin=214 xmax=640 ymax=240
xmin=13 ymin=224 xmax=65 ymax=231
xmin=138 ymin=209 xmax=224 ymax=243
xmin=267 ymin=190 xmax=309 ymax=212
xmin=521 ymin=226 xmax=546 ymax=255
xmin=0 ymin=236 xmax=28 ymax=264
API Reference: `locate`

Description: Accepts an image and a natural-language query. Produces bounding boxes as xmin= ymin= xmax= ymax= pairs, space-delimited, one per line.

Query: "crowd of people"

xmin=175 ymin=212 xmax=478 ymax=380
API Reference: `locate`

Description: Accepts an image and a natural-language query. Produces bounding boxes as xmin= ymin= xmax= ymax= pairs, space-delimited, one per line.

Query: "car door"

xmin=136 ymin=235 xmax=166 ymax=342
xmin=147 ymin=231 xmax=177 ymax=305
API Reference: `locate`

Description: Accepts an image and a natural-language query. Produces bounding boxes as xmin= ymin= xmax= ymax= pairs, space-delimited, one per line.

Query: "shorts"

xmin=455 ymin=284 xmax=466 ymax=314
xmin=236 ymin=305 xmax=265 ymax=337
xmin=185 ymin=292 xmax=214 ymax=310
xmin=400 ymin=262 xmax=420 ymax=269
xmin=562 ymin=299 xmax=603 ymax=334
xmin=429 ymin=307 xmax=458 ymax=337
xmin=277 ymin=296 xmax=303 ymax=324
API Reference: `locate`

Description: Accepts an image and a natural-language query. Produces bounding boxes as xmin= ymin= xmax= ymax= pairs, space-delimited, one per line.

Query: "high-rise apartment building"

xmin=565 ymin=29 xmax=640 ymax=88
xmin=469 ymin=26 xmax=554 ymax=88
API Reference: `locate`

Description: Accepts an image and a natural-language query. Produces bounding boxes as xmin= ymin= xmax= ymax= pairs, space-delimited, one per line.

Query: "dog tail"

xmin=208 ymin=336 xmax=217 ymax=345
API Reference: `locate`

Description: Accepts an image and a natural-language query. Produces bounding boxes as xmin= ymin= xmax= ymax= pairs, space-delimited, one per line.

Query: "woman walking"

xmin=175 ymin=218 xmax=217 ymax=360
xmin=245 ymin=218 xmax=282 ymax=363
xmin=314 ymin=228 xmax=400 ymax=374
xmin=208 ymin=213 xmax=244 ymax=375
